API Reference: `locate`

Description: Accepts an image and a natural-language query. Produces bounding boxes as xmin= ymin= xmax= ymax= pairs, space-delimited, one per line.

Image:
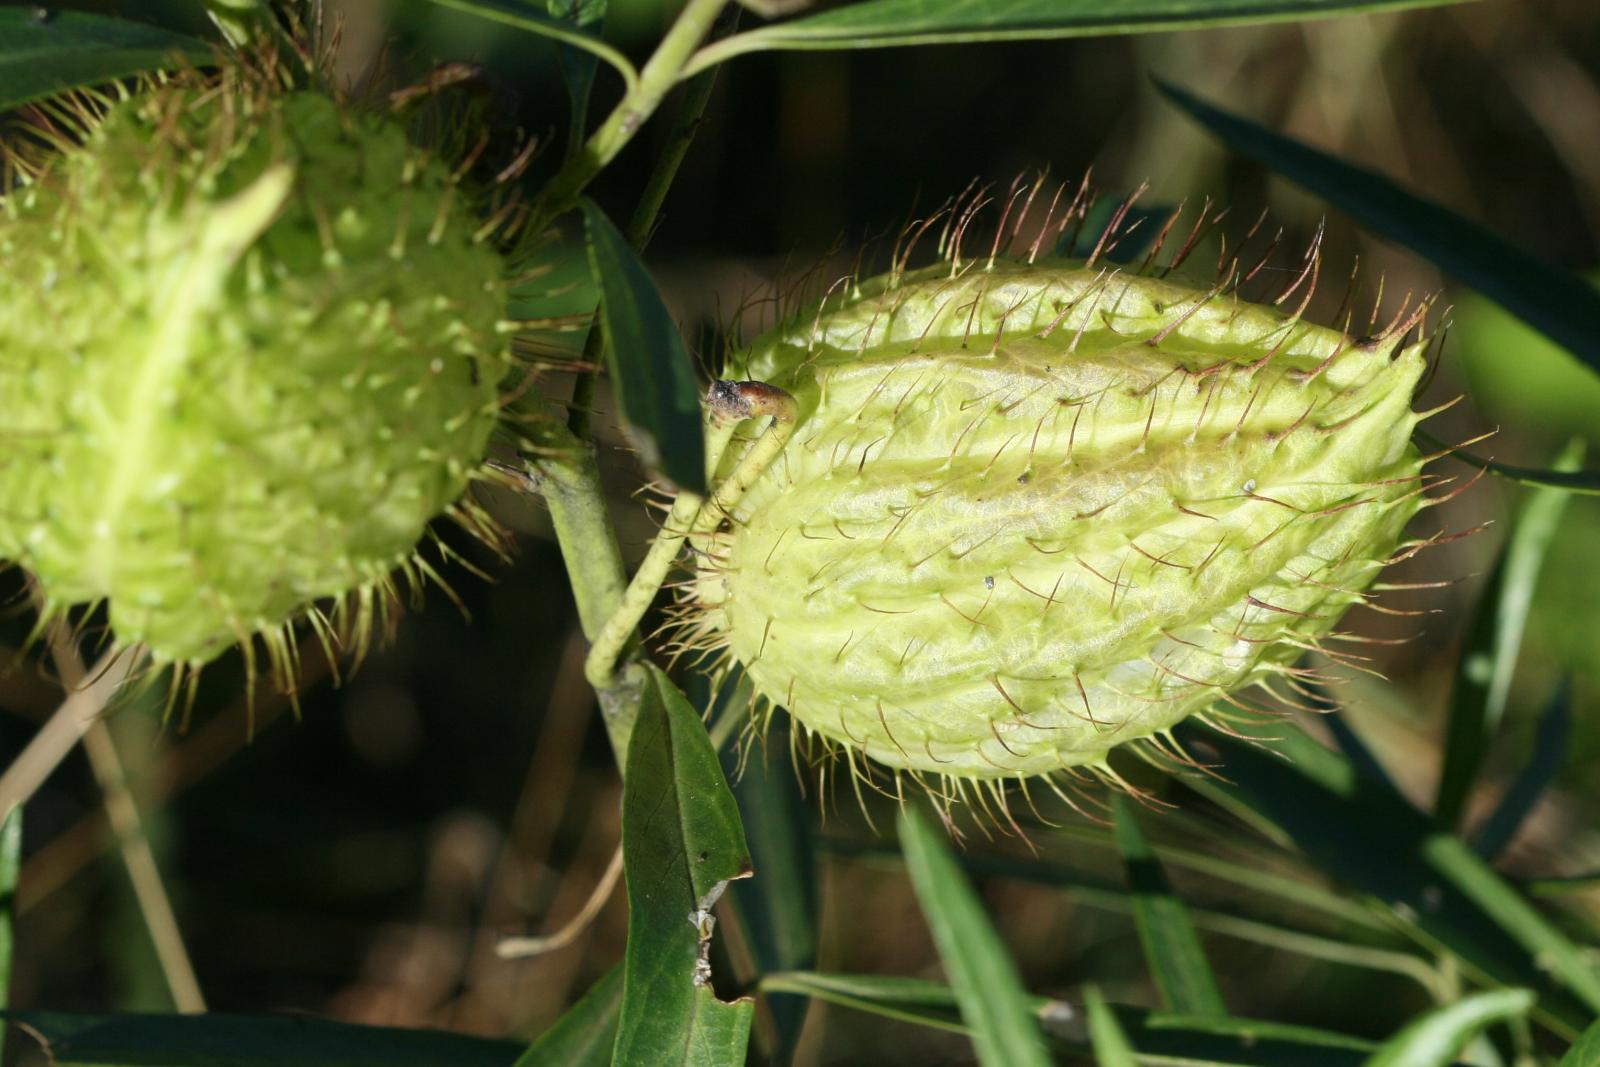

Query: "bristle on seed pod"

xmin=0 ymin=53 xmax=531 ymax=691
xmin=673 ymin=186 xmax=1440 ymax=802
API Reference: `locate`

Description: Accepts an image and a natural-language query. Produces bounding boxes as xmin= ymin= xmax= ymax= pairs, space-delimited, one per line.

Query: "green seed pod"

xmin=694 ymin=258 xmax=1428 ymax=783
xmin=0 ymin=75 xmax=512 ymax=669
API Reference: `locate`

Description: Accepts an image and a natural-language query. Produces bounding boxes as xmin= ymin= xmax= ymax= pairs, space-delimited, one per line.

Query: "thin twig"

xmin=45 ymin=623 xmax=206 ymax=1013
xmin=0 ymin=645 xmax=144 ymax=822
xmin=495 ymin=844 xmax=624 ymax=960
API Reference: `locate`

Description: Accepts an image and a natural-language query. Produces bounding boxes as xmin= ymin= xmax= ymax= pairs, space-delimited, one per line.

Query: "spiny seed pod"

xmin=684 ymin=244 xmax=1434 ymax=792
xmin=0 ymin=69 xmax=514 ymax=674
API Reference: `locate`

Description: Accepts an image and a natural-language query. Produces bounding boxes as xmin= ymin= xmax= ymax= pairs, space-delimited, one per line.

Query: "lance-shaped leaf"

xmin=1179 ymin=721 xmax=1600 ymax=1036
xmin=898 ymin=806 xmax=1051 ymax=1067
xmin=1436 ymin=440 xmax=1584 ymax=828
xmin=1113 ymin=797 xmax=1226 ymax=1016
xmin=0 ymin=10 xmax=212 ymax=113
xmin=1363 ymin=989 xmax=1535 ymax=1067
xmin=686 ymin=0 xmax=1474 ymax=76
xmin=1158 ymin=80 xmax=1600 ymax=381
xmin=612 ymin=666 xmax=753 ymax=1067
xmin=581 ymin=199 xmax=707 ymax=494
xmin=517 ymin=964 xmax=624 ymax=1067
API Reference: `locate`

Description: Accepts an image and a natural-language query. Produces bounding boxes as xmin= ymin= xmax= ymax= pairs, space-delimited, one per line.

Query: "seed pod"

xmin=691 ymin=259 xmax=1428 ymax=783
xmin=0 ymin=74 xmax=512 ymax=670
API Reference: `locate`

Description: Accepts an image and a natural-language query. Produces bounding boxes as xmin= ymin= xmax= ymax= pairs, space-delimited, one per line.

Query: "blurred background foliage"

xmin=6 ymin=0 xmax=1600 ymax=1063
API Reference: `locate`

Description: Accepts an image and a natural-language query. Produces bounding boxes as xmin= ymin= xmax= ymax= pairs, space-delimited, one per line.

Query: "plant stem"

xmin=585 ymin=384 xmax=797 ymax=689
xmin=526 ymin=0 xmax=733 ymax=767
xmin=569 ymin=58 xmax=726 ymax=439
xmin=525 ymin=425 xmax=639 ymax=761
xmin=0 ymin=646 xmax=145 ymax=822
xmin=46 ymin=626 xmax=206 ymax=1014
xmin=529 ymin=0 xmax=730 ymax=237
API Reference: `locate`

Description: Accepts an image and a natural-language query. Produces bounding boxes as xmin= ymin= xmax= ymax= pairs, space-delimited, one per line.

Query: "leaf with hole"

xmin=612 ymin=666 xmax=753 ymax=1067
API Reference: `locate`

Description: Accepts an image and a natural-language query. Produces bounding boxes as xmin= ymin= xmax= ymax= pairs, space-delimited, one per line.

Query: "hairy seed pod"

xmin=695 ymin=261 xmax=1427 ymax=781
xmin=0 ymin=79 xmax=511 ymax=668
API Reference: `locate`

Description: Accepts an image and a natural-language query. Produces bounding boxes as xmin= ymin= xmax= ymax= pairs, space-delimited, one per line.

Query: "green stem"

xmin=528 ymin=0 xmax=732 ymax=764
xmin=569 ymin=54 xmax=728 ymax=439
xmin=525 ymin=427 xmax=637 ymax=759
xmin=585 ymin=384 xmax=797 ymax=689
xmin=529 ymin=0 xmax=730 ymax=236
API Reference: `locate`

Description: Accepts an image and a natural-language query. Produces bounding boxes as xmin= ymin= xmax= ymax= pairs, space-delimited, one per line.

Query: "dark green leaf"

xmin=580 ymin=199 xmax=708 ymax=494
xmin=1474 ymin=681 xmax=1571 ymax=860
xmin=4 ymin=1012 xmax=523 ymax=1066
xmin=686 ymin=0 xmax=1472 ymax=75
xmin=1112 ymin=797 xmax=1226 ymax=1016
xmin=760 ymin=970 xmax=1382 ymax=1065
xmin=1085 ymin=986 xmax=1137 ymax=1067
xmin=1157 ymin=80 xmax=1600 ymax=380
xmin=821 ymin=833 xmax=1441 ymax=995
xmin=897 ymin=806 xmax=1050 ymax=1067
xmin=612 ymin=666 xmax=753 ymax=1067
xmin=1362 ymin=989 xmax=1535 ymax=1067
xmin=516 ymin=963 xmax=624 ymax=1067
xmin=1559 ymin=1018 xmax=1600 ymax=1066
xmin=0 ymin=11 xmax=212 ymax=113
xmin=1179 ymin=722 xmax=1598 ymax=1035
xmin=415 ymin=0 xmax=636 ymax=90
xmin=1420 ymin=437 xmax=1600 ymax=496
xmin=1419 ymin=835 xmax=1600 ymax=1015
xmin=721 ymin=707 xmax=817 ymax=1061
xmin=1435 ymin=440 xmax=1584 ymax=827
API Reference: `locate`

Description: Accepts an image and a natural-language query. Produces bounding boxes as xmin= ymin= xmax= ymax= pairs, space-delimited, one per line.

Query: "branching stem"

xmin=528 ymin=0 xmax=731 ymax=237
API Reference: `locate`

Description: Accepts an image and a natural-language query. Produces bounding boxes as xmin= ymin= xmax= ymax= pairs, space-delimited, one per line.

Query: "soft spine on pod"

xmin=0 ymin=69 xmax=514 ymax=676
xmin=678 ymin=233 xmax=1438 ymax=797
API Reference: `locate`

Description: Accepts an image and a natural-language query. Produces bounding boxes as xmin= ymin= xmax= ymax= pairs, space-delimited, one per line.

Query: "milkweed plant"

xmin=1 ymin=0 xmax=1599 ymax=1065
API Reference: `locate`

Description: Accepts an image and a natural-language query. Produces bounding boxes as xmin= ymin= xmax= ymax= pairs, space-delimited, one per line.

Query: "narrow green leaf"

xmin=1179 ymin=722 xmax=1597 ymax=1035
xmin=721 ymin=707 xmax=817 ymax=1061
xmin=1474 ymin=681 xmax=1571 ymax=860
xmin=0 ymin=10 xmax=212 ymax=113
xmin=517 ymin=963 xmax=624 ymax=1067
xmin=897 ymin=806 xmax=1050 ymax=1067
xmin=612 ymin=666 xmax=753 ymax=1067
xmin=1112 ymin=797 xmax=1226 ymax=1016
xmin=759 ymin=970 xmax=1382 ymax=1065
xmin=1435 ymin=440 xmax=1584 ymax=828
xmin=416 ymin=0 xmax=637 ymax=92
xmin=1419 ymin=437 xmax=1600 ymax=496
xmin=4 ymin=1012 xmax=524 ymax=1066
xmin=822 ymin=834 xmax=1442 ymax=996
xmin=1157 ymin=80 xmax=1600 ymax=380
xmin=580 ymin=199 xmax=708 ymax=494
xmin=1419 ymin=835 xmax=1600 ymax=1015
xmin=686 ymin=0 xmax=1472 ymax=76
xmin=0 ymin=810 xmax=18 ymax=1064
xmin=1085 ymin=986 xmax=1138 ymax=1067
xmin=1362 ymin=989 xmax=1535 ymax=1067
xmin=1559 ymin=1018 xmax=1600 ymax=1066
